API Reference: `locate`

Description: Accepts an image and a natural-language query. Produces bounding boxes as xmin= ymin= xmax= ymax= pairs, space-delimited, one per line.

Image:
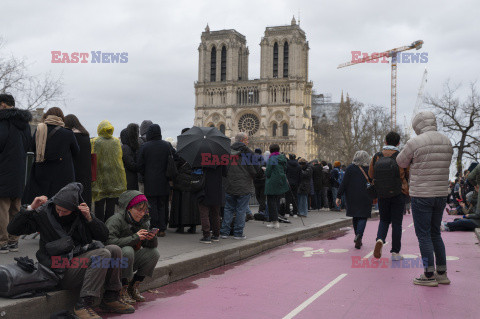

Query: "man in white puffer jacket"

xmin=397 ymin=111 xmax=453 ymax=287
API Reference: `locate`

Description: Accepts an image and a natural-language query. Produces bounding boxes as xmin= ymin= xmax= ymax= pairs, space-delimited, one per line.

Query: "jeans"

xmin=446 ymin=218 xmax=477 ymax=231
xmin=352 ymin=217 xmax=367 ymax=237
xmin=321 ymin=187 xmax=330 ymax=208
xmin=220 ymin=194 xmax=250 ymax=237
xmin=411 ymin=196 xmax=447 ymax=273
xmin=267 ymin=195 xmax=281 ymax=222
xmin=331 ymin=187 xmax=340 ymax=210
xmin=376 ymin=194 xmax=405 ymax=253
xmin=297 ymin=193 xmax=308 ymax=216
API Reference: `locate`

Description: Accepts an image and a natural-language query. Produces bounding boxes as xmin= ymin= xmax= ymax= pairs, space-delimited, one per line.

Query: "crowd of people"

xmin=0 ymin=92 xmax=478 ymax=317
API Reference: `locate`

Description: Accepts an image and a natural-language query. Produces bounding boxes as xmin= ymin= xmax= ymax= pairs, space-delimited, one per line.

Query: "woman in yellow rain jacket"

xmin=91 ymin=120 xmax=127 ymax=221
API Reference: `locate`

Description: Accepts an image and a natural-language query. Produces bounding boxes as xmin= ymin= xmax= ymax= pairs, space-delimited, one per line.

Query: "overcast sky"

xmin=2 ymin=0 xmax=479 ymax=140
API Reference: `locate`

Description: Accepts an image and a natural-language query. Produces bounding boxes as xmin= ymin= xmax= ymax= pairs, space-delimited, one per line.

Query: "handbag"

xmin=358 ymin=166 xmax=377 ymax=199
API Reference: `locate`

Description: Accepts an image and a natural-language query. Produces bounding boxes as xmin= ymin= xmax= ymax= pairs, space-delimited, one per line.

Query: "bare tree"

xmin=425 ymin=81 xmax=480 ymax=174
xmin=0 ymin=38 xmax=64 ymax=110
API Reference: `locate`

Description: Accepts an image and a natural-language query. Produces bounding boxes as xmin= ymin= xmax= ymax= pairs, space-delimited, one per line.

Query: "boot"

xmin=128 ymin=281 xmax=146 ymax=302
xmin=99 ymin=290 xmax=135 ymax=314
xmin=120 ymin=285 xmax=136 ymax=304
xmin=74 ymin=297 xmax=102 ymax=319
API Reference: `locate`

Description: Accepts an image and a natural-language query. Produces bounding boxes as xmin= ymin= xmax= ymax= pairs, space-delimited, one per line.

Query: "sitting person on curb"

xmin=441 ymin=189 xmax=479 ymax=232
xmin=7 ymin=182 xmax=134 ymax=319
xmin=106 ymin=190 xmax=160 ymax=304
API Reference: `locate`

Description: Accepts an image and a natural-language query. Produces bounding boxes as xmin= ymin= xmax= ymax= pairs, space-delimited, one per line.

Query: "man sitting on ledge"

xmin=7 ymin=182 xmax=134 ymax=319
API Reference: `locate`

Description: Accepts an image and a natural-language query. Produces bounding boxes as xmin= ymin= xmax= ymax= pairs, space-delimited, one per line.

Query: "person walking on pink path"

xmin=396 ymin=111 xmax=453 ymax=287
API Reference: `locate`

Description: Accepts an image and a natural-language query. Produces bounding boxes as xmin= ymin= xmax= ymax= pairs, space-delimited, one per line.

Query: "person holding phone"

xmin=106 ymin=190 xmax=160 ymax=304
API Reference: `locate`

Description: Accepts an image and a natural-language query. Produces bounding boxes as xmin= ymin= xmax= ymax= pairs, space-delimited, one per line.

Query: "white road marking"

xmin=402 ymin=229 xmax=406 ymax=233
xmin=293 ymin=247 xmax=313 ymax=252
xmin=402 ymin=254 xmax=419 ymax=259
xmin=282 ymin=274 xmax=348 ymax=319
xmin=329 ymin=249 xmax=349 ymax=253
xmin=408 ymin=223 xmax=414 ymax=228
xmin=446 ymin=256 xmax=459 ymax=261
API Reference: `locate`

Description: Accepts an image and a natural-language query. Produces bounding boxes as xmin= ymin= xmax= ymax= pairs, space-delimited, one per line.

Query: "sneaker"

xmin=233 ymin=235 xmax=246 ymax=240
xmin=99 ymin=298 xmax=135 ymax=314
xmin=273 ymin=221 xmax=280 ymax=229
xmin=440 ymin=222 xmax=450 ymax=232
xmin=293 ymin=214 xmax=298 ymax=218
xmin=220 ymin=235 xmax=229 ymax=239
xmin=373 ymin=239 xmax=383 ymax=259
xmin=0 ymin=244 xmax=9 ymax=254
xmin=413 ymin=274 xmax=438 ymax=287
xmin=8 ymin=242 xmax=18 ymax=252
xmin=200 ymin=236 xmax=212 ymax=244
xmin=266 ymin=222 xmax=274 ymax=228
xmin=278 ymin=215 xmax=291 ymax=223
xmin=74 ymin=305 xmax=102 ymax=319
xmin=391 ymin=253 xmax=403 ymax=261
xmin=211 ymin=236 xmax=219 ymax=242
xmin=434 ymin=271 xmax=451 ymax=285
xmin=245 ymin=214 xmax=254 ymax=222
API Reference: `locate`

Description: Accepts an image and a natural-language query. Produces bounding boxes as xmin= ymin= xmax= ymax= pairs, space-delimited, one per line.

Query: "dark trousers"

xmin=255 ymin=184 xmax=266 ymax=212
xmin=94 ymin=198 xmax=117 ymax=222
xmin=147 ymin=195 xmax=168 ymax=231
xmin=446 ymin=218 xmax=477 ymax=231
xmin=321 ymin=187 xmax=330 ymax=208
xmin=376 ymin=194 xmax=405 ymax=253
xmin=198 ymin=203 xmax=220 ymax=238
xmin=411 ymin=196 xmax=447 ymax=273
xmin=267 ymin=195 xmax=281 ymax=222
xmin=353 ymin=217 xmax=367 ymax=237
xmin=285 ymin=185 xmax=298 ymax=215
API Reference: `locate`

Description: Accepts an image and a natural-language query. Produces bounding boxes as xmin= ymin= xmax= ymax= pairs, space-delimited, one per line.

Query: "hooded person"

xmin=0 ymin=95 xmax=32 ymax=253
xmin=137 ymin=124 xmax=172 ymax=236
xmin=120 ymin=124 xmax=140 ymax=191
xmin=285 ymin=154 xmax=301 ymax=216
xmin=106 ymin=190 xmax=160 ymax=304
xmin=91 ymin=120 xmax=127 ymax=222
xmin=397 ymin=111 xmax=454 ymax=287
xmin=8 ymin=182 xmax=134 ymax=318
xmin=139 ymin=120 xmax=153 ymax=145
xmin=264 ymin=144 xmax=289 ymax=228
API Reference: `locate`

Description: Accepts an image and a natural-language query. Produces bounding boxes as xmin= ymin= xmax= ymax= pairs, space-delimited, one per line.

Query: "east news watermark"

xmin=351 ymin=51 xmax=428 ymax=64
xmin=51 ymin=51 xmax=128 ymax=63
xmin=351 ymin=256 xmax=428 ymax=269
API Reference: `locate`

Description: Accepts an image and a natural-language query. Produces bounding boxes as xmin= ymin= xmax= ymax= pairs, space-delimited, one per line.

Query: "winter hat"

xmin=254 ymin=148 xmax=262 ymax=154
xmin=126 ymin=194 xmax=148 ymax=210
xmin=52 ymin=182 xmax=84 ymax=212
xmin=140 ymin=120 xmax=153 ymax=136
xmin=334 ymin=161 xmax=341 ymax=168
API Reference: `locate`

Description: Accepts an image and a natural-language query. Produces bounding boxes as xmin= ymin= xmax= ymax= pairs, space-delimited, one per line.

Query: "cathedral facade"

xmin=194 ymin=17 xmax=318 ymax=159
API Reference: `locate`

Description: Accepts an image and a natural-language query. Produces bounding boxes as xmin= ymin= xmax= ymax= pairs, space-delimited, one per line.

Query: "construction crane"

xmin=337 ymin=40 xmax=424 ymax=130
xmin=409 ymin=67 xmax=428 ymax=136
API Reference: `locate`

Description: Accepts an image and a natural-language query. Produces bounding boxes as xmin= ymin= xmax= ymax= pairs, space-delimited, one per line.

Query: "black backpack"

xmin=373 ymin=151 xmax=402 ymax=198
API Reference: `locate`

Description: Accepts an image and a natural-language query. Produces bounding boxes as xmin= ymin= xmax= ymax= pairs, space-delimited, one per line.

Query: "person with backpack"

xmin=369 ymin=131 xmax=409 ymax=261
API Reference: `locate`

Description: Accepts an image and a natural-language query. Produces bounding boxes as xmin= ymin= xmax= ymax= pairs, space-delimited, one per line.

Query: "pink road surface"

xmin=105 ymin=211 xmax=480 ymax=319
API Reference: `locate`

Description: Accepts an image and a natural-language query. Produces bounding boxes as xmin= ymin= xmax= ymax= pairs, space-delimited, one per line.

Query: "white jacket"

xmin=396 ymin=111 xmax=453 ymax=198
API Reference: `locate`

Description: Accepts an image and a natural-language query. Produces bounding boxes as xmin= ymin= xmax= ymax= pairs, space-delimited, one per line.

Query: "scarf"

xmin=383 ymin=145 xmax=400 ymax=152
xmin=35 ymin=115 xmax=65 ymax=162
xmin=269 ymin=152 xmax=280 ymax=158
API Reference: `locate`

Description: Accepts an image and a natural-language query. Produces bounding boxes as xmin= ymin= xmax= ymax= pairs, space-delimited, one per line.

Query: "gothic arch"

xmin=280 ymin=121 xmax=289 ymax=136
xmin=270 ymin=121 xmax=278 ymax=137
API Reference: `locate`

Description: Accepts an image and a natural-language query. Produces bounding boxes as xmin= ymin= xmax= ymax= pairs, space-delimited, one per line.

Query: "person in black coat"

xmin=312 ymin=160 xmax=324 ymax=210
xmin=137 ymin=124 xmax=172 ymax=236
xmin=120 ymin=124 xmax=140 ymax=191
xmin=64 ymin=114 xmax=92 ymax=209
xmin=285 ymin=154 xmax=301 ymax=216
xmin=23 ymin=107 xmax=80 ymax=205
xmin=336 ymin=150 xmax=373 ymax=249
xmin=0 ymin=94 xmax=32 ymax=253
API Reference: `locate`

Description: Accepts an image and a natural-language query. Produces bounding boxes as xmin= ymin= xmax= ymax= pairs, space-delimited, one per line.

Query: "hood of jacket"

xmin=231 ymin=141 xmax=249 ymax=155
xmin=0 ymin=108 xmax=32 ymax=130
xmin=51 ymin=182 xmax=84 ymax=212
xmin=274 ymin=153 xmax=287 ymax=166
xmin=287 ymin=159 xmax=299 ymax=168
xmin=412 ymin=111 xmax=437 ymax=135
xmin=140 ymin=120 xmax=153 ymax=136
xmin=146 ymin=124 xmax=162 ymax=141
xmin=120 ymin=123 xmax=139 ymax=151
xmin=97 ymin=120 xmax=114 ymax=139
xmin=118 ymin=190 xmax=143 ymax=211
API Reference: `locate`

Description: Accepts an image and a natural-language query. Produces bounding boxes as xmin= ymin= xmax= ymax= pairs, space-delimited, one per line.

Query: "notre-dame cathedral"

xmin=194 ymin=17 xmax=318 ymax=159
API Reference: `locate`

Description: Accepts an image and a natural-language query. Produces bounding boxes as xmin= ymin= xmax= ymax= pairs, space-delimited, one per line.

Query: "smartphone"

xmin=149 ymin=228 xmax=159 ymax=235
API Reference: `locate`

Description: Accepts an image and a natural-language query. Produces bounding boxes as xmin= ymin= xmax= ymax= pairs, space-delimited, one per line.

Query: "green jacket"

xmin=265 ymin=154 xmax=289 ymax=195
xmin=105 ymin=190 xmax=157 ymax=249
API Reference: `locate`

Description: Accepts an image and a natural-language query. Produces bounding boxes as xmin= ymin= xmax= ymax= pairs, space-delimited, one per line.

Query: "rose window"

xmin=238 ymin=113 xmax=260 ymax=136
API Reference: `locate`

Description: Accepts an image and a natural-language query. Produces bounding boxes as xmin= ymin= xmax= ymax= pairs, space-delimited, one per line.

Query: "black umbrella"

xmin=176 ymin=126 xmax=231 ymax=167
